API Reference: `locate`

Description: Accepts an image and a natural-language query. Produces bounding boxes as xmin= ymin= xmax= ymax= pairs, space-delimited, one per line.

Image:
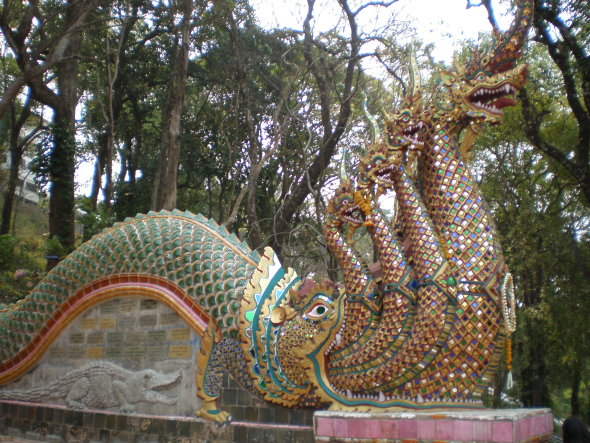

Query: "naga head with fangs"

xmin=431 ymin=0 xmax=532 ymax=132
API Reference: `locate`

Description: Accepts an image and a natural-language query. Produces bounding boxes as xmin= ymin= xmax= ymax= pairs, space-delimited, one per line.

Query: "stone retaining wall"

xmin=0 ymin=400 xmax=314 ymax=443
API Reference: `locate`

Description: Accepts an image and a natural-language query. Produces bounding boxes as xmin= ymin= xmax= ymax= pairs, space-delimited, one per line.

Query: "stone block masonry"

xmin=0 ymin=400 xmax=315 ymax=443
xmin=0 ymin=293 xmax=317 ymax=442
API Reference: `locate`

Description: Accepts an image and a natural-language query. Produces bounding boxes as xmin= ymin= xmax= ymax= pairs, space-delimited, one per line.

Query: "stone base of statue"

xmin=313 ymin=408 xmax=554 ymax=442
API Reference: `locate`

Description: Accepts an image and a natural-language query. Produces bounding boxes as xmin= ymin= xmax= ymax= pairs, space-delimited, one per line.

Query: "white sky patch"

xmin=251 ymin=0 xmax=513 ymax=63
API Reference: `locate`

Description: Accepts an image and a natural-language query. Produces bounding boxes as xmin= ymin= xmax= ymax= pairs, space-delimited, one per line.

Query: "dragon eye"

xmin=403 ymin=116 xmax=410 ymax=122
xmin=475 ymin=73 xmax=487 ymax=81
xmin=305 ymin=302 xmax=332 ymax=320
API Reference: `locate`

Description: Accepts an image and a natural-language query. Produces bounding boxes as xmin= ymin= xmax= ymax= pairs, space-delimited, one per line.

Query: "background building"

xmin=0 ymin=153 xmax=40 ymax=205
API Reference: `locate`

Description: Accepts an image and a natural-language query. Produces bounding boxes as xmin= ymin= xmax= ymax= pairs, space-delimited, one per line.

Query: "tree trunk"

xmin=225 ymin=10 xmax=264 ymax=249
xmin=45 ymin=0 xmax=84 ymax=259
xmin=571 ymin=363 xmax=582 ymax=416
xmin=0 ymin=93 xmax=36 ymax=234
xmin=48 ymin=109 xmax=77 ymax=250
xmin=15 ymin=0 xmax=98 ymax=269
xmin=1 ymin=118 xmax=23 ymax=235
xmin=151 ymin=0 xmax=192 ymax=211
xmin=518 ymin=315 xmax=550 ymax=407
xmin=89 ymin=133 xmax=107 ymax=210
xmin=1 ymin=149 xmax=22 ymax=235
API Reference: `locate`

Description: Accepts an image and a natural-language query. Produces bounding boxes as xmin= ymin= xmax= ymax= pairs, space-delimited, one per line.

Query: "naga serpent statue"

xmin=0 ymin=0 xmax=530 ymax=424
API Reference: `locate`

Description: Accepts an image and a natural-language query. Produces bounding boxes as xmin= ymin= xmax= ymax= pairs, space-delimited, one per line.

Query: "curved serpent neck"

xmin=328 ymin=207 xmax=413 ymax=366
xmin=365 ymin=209 xmax=410 ymax=288
xmin=323 ymin=219 xmax=380 ymax=353
xmin=327 ymin=165 xmax=457 ymax=396
xmin=419 ymin=117 xmax=506 ymax=289
xmin=413 ymin=115 xmax=508 ymax=401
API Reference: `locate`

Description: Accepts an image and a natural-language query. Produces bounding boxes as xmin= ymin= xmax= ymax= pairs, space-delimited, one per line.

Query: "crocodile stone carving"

xmin=0 ymin=0 xmax=530 ymax=425
xmin=0 ymin=361 xmax=180 ymax=412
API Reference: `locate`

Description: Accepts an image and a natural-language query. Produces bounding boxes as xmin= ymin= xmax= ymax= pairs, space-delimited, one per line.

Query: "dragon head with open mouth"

xmin=326 ymin=180 xmax=365 ymax=229
xmin=434 ymin=63 xmax=528 ymax=126
xmin=433 ymin=0 xmax=532 ymax=128
xmin=358 ymin=141 xmax=405 ymax=197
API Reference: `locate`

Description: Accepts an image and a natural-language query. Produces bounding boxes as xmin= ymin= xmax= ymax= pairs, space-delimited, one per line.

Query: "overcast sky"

xmin=250 ymin=0 xmax=512 ymax=63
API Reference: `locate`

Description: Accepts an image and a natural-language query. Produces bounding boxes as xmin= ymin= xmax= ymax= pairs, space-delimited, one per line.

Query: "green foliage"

xmin=76 ymin=197 xmax=114 ymax=241
xmin=45 ymin=235 xmax=67 ymax=258
xmin=0 ymin=213 xmax=45 ymax=303
xmin=28 ymin=128 xmax=53 ymax=190
xmin=0 ymin=234 xmax=15 ymax=271
xmin=0 ymin=268 xmax=44 ymax=305
xmin=473 ymin=83 xmax=590 ymax=418
xmin=13 ymin=232 xmax=45 ymax=271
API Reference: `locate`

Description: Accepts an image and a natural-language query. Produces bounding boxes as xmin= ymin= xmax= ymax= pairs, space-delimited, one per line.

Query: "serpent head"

xmin=431 ymin=0 xmax=532 ymax=126
xmin=276 ymin=280 xmax=345 ymax=403
xmin=358 ymin=142 xmax=402 ymax=194
xmin=385 ymin=101 xmax=429 ymax=149
xmin=358 ymin=94 xmax=429 ymax=193
xmin=326 ymin=180 xmax=364 ymax=229
xmin=433 ymin=63 xmax=528 ymax=126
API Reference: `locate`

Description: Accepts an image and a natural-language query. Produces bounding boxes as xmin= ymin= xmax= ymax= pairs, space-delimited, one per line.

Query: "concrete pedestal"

xmin=314 ymin=408 xmax=554 ymax=442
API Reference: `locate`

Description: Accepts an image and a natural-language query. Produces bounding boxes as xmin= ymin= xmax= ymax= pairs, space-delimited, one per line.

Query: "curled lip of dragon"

xmin=0 ymin=0 xmax=530 ymax=425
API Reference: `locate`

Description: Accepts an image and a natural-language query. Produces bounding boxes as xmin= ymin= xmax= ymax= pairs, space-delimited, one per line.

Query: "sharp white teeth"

xmin=379 ymin=391 xmax=385 ymax=402
xmin=336 ymin=333 xmax=342 ymax=347
xmin=346 ymin=389 xmax=353 ymax=399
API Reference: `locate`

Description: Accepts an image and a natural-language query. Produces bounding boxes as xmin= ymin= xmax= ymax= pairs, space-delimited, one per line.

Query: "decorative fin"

xmin=239 ymin=247 xmax=304 ymax=406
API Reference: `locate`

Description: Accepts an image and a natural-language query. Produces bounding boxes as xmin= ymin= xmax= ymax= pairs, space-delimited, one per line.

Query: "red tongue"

xmin=492 ymin=97 xmax=516 ymax=108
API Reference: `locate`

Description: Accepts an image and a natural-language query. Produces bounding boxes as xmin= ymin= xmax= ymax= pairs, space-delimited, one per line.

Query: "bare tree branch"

xmin=466 ymin=0 xmax=499 ymax=33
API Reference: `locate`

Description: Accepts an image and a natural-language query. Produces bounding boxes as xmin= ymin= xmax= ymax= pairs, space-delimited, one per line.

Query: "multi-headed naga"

xmin=0 ymin=0 xmax=529 ymax=423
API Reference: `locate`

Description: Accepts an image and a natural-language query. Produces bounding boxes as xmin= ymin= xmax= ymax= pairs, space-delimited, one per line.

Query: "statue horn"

xmin=408 ymin=43 xmax=421 ymax=98
xmin=339 ymin=147 xmax=350 ymax=183
xmin=362 ymin=93 xmax=381 ymax=144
